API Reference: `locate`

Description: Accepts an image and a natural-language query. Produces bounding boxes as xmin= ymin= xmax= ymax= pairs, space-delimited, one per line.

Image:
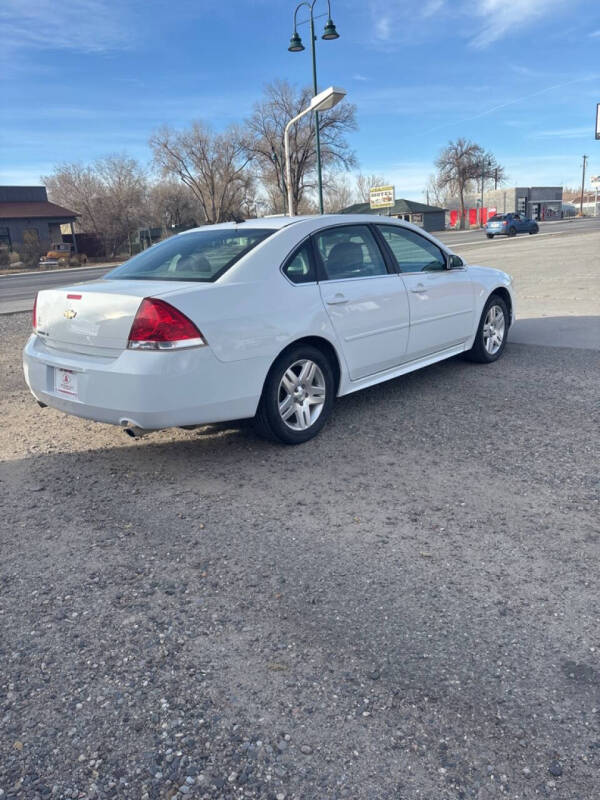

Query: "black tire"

xmin=508 ymin=227 xmax=517 ymax=237
xmin=464 ymin=294 xmax=509 ymax=364
xmin=486 ymin=233 xmax=494 ymax=239
xmin=529 ymin=225 xmax=539 ymax=234
xmin=254 ymin=344 xmax=335 ymax=444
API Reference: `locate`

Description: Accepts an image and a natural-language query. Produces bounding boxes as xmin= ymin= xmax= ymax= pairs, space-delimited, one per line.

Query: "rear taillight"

xmin=502 ymin=221 xmax=507 ymax=226
xmin=32 ymin=293 xmax=38 ymax=331
xmin=128 ymin=298 xmax=206 ymax=350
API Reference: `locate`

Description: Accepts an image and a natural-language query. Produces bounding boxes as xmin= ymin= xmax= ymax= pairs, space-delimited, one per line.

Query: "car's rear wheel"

xmin=464 ymin=294 xmax=509 ymax=363
xmin=508 ymin=227 xmax=517 ymax=237
xmin=486 ymin=233 xmax=494 ymax=239
xmin=254 ymin=345 xmax=335 ymax=444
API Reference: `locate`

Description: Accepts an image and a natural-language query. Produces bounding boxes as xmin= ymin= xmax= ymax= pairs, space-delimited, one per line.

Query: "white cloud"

xmin=469 ymin=0 xmax=565 ymax=48
xmin=366 ymin=0 xmax=576 ymax=50
xmin=374 ymin=14 xmax=392 ymax=41
xmin=531 ymin=127 xmax=592 ymax=139
xmin=0 ymin=0 xmax=131 ymax=54
xmin=422 ymin=0 xmax=445 ymax=18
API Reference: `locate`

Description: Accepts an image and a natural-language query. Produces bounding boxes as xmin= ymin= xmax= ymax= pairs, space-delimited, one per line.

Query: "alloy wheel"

xmin=482 ymin=305 xmax=506 ymax=355
xmin=278 ymin=359 xmax=326 ymax=431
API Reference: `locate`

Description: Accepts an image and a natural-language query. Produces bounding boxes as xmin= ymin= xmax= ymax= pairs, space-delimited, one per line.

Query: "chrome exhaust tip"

xmin=120 ymin=420 xmax=147 ymax=439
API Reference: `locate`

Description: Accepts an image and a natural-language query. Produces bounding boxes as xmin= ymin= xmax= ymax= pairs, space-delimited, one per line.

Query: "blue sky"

xmin=1 ymin=0 xmax=599 ymax=200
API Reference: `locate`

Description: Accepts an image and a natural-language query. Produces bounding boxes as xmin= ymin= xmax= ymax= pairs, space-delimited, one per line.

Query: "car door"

xmin=512 ymin=214 xmax=525 ymax=232
xmin=315 ymin=224 xmax=410 ymax=380
xmin=375 ymin=224 xmax=475 ymax=361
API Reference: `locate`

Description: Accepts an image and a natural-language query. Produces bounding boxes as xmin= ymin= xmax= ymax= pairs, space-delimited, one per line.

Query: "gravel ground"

xmin=1 ymin=267 xmax=599 ymax=798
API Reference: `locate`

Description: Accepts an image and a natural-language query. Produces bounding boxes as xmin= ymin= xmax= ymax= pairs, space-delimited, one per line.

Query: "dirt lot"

xmin=0 ymin=232 xmax=599 ymax=799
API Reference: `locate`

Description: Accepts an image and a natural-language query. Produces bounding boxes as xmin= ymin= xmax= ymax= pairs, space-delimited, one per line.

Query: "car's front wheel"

xmin=254 ymin=345 xmax=335 ymax=444
xmin=464 ymin=294 xmax=509 ymax=363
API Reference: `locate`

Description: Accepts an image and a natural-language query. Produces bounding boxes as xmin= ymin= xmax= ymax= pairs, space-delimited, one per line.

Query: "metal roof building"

xmin=339 ymin=199 xmax=446 ymax=233
xmin=0 ymin=186 xmax=78 ymax=251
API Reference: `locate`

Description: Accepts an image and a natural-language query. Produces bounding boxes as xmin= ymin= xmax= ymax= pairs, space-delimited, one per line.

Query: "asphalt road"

xmin=0 ymin=264 xmax=113 ymax=314
xmin=0 ymin=229 xmax=599 ymax=799
xmin=437 ymin=215 xmax=600 ymax=246
xmin=1 ymin=217 xmax=599 ymax=315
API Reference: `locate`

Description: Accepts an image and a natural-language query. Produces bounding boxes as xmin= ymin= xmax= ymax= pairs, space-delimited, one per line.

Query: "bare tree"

xmin=355 ymin=173 xmax=390 ymax=204
xmin=246 ymin=80 xmax=357 ymax=214
xmin=44 ymin=156 xmax=148 ymax=256
xmin=424 ymin=174 xmax=447 ymax=207
xmin=323 ymin=172 xmax=354 ymax=212
xmin=149 ymin=123 xmax=254 ymax=224
xmin=435 ymin=139 xmax=485 ymax=229
xmin=94 ymin=155 xmax=148 ymax=255
xmin=434 ymin=139 xmax=507 ymax=228
xmin=148 ymin=180 xmax=201 ymax=231
xmin=43 ymin=163 xmax=104 ymax=238
xmin=480 ymin=152 xmax=508 ymax=195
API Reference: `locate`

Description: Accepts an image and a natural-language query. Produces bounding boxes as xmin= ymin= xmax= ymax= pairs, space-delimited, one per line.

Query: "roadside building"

xmin=339 ymin=199 xmax=446 ymax=233
xmin=0 ymin=186 xmax=78 ymax=252
xmin=461 ymin=186 xmax=563 ymax=221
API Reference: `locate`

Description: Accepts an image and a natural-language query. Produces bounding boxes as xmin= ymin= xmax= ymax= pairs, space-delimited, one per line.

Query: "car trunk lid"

xmin=35 ymin=279 xmax=202 ymax=357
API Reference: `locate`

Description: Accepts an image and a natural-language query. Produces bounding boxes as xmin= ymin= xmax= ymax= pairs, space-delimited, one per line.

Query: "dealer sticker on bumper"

xmin=55 ymin=368 xmax=78 ymax=398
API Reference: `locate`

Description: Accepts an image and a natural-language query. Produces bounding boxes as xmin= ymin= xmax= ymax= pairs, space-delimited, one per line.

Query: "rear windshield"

xmin=489 ymin=214 xmax=508 ymax=221
xmin=106 ymin=228 xmax=273 ymax=282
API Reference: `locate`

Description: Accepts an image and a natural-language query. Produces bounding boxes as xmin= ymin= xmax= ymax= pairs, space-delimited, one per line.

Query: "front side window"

xmin=314 ymin=225 xmax=387 ymax=281
xmin=106 ymin=228 xmax=273 ymax=282
xmin=283 ymin=240 xmax=316 ymax=284
xmin=377 ymin=225 xmax=446 ymax=273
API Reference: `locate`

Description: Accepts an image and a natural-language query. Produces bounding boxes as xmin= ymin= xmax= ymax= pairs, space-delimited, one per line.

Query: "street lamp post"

xmin=480 ymin=156 xmax=492 ymax=227
xmin=288 ymin=0 xmax=340 ymax=215
xmin=285 ymin=86 xmax=347 ymax=216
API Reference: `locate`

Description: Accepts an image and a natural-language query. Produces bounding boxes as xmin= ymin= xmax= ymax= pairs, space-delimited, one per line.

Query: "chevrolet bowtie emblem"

xmin=64 ymin=309 xmax=77 ymax=319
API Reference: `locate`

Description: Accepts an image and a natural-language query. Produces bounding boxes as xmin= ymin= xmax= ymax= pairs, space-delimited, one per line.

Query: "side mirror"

xmin=447 ymin=253 xmax=464 ymax=270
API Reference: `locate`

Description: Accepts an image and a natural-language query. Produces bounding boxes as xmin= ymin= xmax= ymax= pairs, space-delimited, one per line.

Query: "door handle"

xmin=326 ymin=293 xmax=348 ymax=305
xmin=410 ymin=284 xmax=427 ymax=293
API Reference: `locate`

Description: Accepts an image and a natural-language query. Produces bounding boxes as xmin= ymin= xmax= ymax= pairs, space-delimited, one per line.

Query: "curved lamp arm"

xmin=284 ymin=105 xmax=314 ymax=216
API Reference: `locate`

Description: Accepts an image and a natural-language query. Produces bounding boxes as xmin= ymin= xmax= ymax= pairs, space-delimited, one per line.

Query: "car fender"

xmin=463 ymin=264 xmax=515 ymax=336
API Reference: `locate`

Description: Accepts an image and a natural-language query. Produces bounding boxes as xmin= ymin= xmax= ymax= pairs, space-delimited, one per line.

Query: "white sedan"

xmin=23 ymin=214 xmax=514 ymax=444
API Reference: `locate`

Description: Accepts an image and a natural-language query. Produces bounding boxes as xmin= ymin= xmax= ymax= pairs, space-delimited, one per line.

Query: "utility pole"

xmin=580 ymin=155 xmax=588 ymax=216
xmin=480 ymin=157 xmax=490 ymax=226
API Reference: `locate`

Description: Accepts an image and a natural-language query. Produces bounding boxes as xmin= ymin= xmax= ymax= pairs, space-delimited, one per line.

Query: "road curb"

xmin=451 ymin=227 xmax=599 ymax=248
xmin=0 ymin=263 xmax=118 ymax=279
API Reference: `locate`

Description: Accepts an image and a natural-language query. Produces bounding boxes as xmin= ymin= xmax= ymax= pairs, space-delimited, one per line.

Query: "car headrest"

xmin=326 ymin=241 xmax=363 ymax=278
xmin=176 ymin=253 xmax=212 ymax=274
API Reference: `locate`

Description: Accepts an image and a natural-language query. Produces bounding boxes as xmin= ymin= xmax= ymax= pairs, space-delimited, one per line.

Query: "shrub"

xmin=21 ymin=231 xmax=44 ymax=267
xmin=0 ymin=247 xmax=9 ymax=267
xmin=9 ymin=251 xmax=20 ymax=264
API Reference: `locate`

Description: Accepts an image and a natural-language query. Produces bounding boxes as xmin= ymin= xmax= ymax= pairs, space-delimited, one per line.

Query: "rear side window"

xmin=106 ymin=228 xmax=274 ymax=282
xmin=377 ymin=225 xmax=446 ymax=272
xmin=282 ymin=240 xmax=316 ymax=284
xmin=314 ymin=225 xmax=387 ymax=280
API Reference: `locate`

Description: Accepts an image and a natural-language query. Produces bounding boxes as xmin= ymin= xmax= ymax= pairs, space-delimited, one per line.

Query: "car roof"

xmin=177 ymin=213 xmax=454 ymax=255
xmin=179 ymin=216 xmax=315 ymax=234
xmin=178 ymin=213 xmax=441 ymax=234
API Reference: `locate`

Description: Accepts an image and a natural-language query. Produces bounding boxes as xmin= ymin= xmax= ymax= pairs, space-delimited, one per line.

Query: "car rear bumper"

xmin=22 ymin=334 xmax=266 ymax=429
xmin=485 ymin=227 xmax=508 ymax=235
